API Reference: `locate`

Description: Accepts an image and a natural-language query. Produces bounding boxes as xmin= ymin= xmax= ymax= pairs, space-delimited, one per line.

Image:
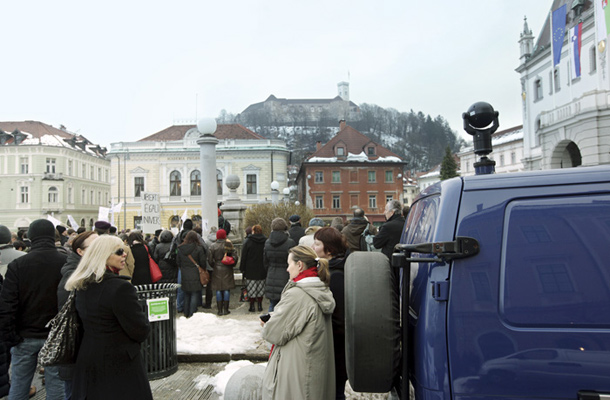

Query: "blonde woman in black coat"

xmin=65 ymin=235 xmax=152 ymax=400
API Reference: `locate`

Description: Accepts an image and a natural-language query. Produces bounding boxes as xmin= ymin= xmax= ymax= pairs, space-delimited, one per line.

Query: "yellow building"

xmin=107 ymin=123 xmax=289 ymax=231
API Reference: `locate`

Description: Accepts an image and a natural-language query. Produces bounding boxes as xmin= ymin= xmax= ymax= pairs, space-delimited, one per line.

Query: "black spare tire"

xmin=345 ymin=251 xmax=400 ymax=393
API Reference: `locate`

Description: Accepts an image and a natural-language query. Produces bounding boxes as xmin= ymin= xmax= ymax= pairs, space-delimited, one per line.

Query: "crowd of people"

xmin=0 ymin=200 xmax=408 ymax=399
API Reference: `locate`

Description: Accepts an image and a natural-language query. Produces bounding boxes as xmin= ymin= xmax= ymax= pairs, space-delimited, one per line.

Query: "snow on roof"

xmin=308 ymin=151 xmax=403 ymax=163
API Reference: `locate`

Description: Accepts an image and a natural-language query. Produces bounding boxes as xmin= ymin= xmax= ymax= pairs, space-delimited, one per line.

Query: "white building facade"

xmin=0 ymin=121 xmax=110 ymax=230
xmin=517 ymin=1 xmax=610 ymax=170
xmin=459 ymin=125 xmax=525 ymax=176
xmin=107 ymin=123 xmax=289 ymax=231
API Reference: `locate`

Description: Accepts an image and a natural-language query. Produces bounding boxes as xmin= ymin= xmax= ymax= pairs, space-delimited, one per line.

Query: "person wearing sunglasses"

xmin=56 ymin=230 xmax=99 ymax=398
xmin=64 ymin=235 xmax=152 ymax=399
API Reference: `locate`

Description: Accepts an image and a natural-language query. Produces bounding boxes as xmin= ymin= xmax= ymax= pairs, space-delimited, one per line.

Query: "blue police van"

xmin=345 ymin=165 xmax=610 ymax=400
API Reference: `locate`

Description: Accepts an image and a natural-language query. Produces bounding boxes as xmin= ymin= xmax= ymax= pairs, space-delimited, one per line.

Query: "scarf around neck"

xmin=293 ymin=266 xmax=318 ymax=282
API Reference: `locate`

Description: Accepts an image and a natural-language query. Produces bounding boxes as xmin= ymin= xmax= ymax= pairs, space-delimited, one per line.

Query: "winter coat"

xmin=0 ymin=275 xmax=8 ymax=398
xmin=0 ymin=244 xmax=26 ymax=278
xmin=58 ymin=251 xmax=80 ymax=307
xmin=176 ymin=243 xmax=206 ymax=292
xmin=0 ymin=237 xmax=66 ymax=346
xmin=341 ymin=218 xmax=369 ymax=252
xmin=57 ymin=250 xmax=81 ymax=381
xmin=288 ymin=223 xmax=305 ymax=244
xmin=0 ymin=338 xmax=7 ymax=398
xmin=264 ymin=231 xmax=296 ymax=301
xmin=208 ymin=239 xmax=237 ymax=291
xmin=72 ymin=273 xmax=152 ymax=400
xmin=328 ymin=254 xmax=348 ymax=392
xmin=240 ymin=233 xmax=267 ymax=280
xmin=262 ymin=277 xmax=336 ymax=400
xmin=147 ymin=237 xmax=159 ymax=260
xmin=373 ymin=213 xmax=406 ymax=259
xmin=130 ymin=243 xmax=152 ymax=286
xmin=154 ymin=243 xmax=177 ymax=283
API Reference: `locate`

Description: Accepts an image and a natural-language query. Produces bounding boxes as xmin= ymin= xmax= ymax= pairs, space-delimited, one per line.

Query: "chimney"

xmin=316 ymin=141 xmax=322 ymax=151
xmin=339 ymin=120 xmax=346 ymax=130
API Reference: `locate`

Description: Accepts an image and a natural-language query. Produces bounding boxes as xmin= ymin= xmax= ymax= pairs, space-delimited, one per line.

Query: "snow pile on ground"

xmin=194 ymin=360 xmax=267 ymax=399
xmin=176 ymin=313 xmax=263 ymax=354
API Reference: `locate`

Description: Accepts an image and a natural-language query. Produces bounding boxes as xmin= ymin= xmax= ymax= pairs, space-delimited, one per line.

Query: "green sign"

xmin=147 ymin=297 xmax=170 ymax=322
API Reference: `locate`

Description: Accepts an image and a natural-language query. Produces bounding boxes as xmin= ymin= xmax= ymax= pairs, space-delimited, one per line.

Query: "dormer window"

xmin=367 ymin=146 xmax=375 ymax=156
xmin=337 ymin=147 xmax=345 ymax=156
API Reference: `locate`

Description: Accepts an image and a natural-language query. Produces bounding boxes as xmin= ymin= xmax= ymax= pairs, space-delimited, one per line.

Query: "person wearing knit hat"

xmin=0 ymin=219 xmax=67 ymax=399
xmin=94 ymin=221 xmax=111 ymax=235
xmin=216 ymin=229 xmax=227 ymax=240
xmin=288 ymin=215 xmax=305 ymax=244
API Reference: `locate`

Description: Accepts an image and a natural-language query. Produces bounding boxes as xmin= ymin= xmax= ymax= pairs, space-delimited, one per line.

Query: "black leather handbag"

xmin=38 ymin=291 xmax=81 ymax=366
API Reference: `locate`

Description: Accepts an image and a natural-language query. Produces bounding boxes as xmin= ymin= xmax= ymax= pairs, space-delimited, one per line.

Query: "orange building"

xmin=296 ymin=122 xmax=406 ymax=225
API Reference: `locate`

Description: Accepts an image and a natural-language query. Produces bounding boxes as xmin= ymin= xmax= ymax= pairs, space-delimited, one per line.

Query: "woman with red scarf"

xmin=261 ymin=245 xmax=336 ymax=400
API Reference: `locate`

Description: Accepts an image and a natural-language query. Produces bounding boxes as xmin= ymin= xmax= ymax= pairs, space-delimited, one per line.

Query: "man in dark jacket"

xmin=0 ymin=219 xmax=67 ymax=399
xmin=373 ymin=200 xmax=406 ymax=260
xmin=341 ymin=208 xmax=370 ymax=252
xmin=287 ymin=215 xmax=305 ymax=244
xmin=263 ymin=218 xmax=296 ymax=312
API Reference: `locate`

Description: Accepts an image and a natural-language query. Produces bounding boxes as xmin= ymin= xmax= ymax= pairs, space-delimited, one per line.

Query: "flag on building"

xmin=552 ymin=5 xmax=567 ymax=66
xmin=596 ymin=0 xmax=610 ymax=44
xmin=571 ymin=23 xmax=583 ymax=78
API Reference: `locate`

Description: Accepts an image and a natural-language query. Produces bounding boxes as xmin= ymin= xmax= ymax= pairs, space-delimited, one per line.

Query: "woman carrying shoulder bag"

xmin=176 ymin=231 xmax=206 ymax=318
xmin=64 ymin=235 xmax=152 ymax=400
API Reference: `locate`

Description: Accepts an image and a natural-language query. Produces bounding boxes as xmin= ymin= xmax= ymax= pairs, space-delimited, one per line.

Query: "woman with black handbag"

xmin=64 ymin=235 xmax=152 ymax=400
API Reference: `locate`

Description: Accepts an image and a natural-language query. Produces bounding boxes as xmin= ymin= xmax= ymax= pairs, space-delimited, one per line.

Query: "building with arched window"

xmin=107 ymin=123 xmax=289 ymax=231
xmin=517 ymin=1 xmax=610 ymax=170
xmin=0 ymin=121 xmax=110 ymax=230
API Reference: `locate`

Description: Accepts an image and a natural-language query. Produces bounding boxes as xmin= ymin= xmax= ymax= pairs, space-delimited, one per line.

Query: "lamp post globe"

xmin=197 ymin=118 xmax=217 ymax=136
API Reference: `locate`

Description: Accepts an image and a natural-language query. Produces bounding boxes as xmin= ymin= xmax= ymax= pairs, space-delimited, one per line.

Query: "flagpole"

xmin=569 ymin=25 xmax=574 ymax=102
xmin=550 ymin=10 xmax=557 ymax=111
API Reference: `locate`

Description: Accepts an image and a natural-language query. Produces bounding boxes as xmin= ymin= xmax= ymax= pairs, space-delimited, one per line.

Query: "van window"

xmin=501 ymin=194 xmax=610 ymax=327
xmin=404 ymin=193 xmax=440 ymax=316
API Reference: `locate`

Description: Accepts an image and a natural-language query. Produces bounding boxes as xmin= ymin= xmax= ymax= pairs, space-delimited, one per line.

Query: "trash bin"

xmin=135 ymin=283 xmax=180 ymax=380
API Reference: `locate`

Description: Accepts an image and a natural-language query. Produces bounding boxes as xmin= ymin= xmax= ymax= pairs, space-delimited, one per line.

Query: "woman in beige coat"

xmin=261 ymin=245 xmax=336 ymax=400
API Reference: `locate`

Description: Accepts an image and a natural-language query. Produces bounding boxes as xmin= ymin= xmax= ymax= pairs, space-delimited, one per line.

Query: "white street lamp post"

xmin=197 ymin=117 xmax=218 ymax=235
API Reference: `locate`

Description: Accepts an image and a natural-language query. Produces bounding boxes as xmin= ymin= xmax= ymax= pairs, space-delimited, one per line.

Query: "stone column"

xmin=220 ymin=174 xmax=247 ymax=248
xmin=197 ymin=118 xmax=219 ymax=235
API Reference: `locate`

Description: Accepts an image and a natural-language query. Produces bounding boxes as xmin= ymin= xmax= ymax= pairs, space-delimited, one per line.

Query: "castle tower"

xmin=337 ymin=81 xmax=350 ymax=101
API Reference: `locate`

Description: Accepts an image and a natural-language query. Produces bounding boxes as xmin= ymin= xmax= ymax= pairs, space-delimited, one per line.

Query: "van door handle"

xmin=578 ymin=391 xmax=610 ymax=400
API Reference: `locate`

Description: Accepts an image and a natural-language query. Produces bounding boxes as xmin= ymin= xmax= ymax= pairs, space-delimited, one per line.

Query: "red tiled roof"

xmin=139 ymin=123 xmax=265 ymax=142
xmin=307 ymin=125 xmax=403 ymax=160
xmin=0 ymin=121 xmax=75 ymax=139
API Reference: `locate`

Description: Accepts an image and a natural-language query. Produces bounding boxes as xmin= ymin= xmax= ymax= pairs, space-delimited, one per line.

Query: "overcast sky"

xmin=3 ymin=1 xmax=551 ymax=148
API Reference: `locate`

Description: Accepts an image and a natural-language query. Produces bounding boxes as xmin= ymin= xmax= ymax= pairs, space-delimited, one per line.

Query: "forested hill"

xmin=220 ymin=103 xmax=467 ymax=172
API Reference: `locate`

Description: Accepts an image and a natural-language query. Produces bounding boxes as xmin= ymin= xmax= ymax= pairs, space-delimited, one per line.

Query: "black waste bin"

xmin=135 ymin=283 xmax=180 ymax=380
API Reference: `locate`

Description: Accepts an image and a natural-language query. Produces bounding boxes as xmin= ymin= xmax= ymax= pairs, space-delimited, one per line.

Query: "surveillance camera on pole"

xmin=462 ymin=102 xmax=499 ymax=175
